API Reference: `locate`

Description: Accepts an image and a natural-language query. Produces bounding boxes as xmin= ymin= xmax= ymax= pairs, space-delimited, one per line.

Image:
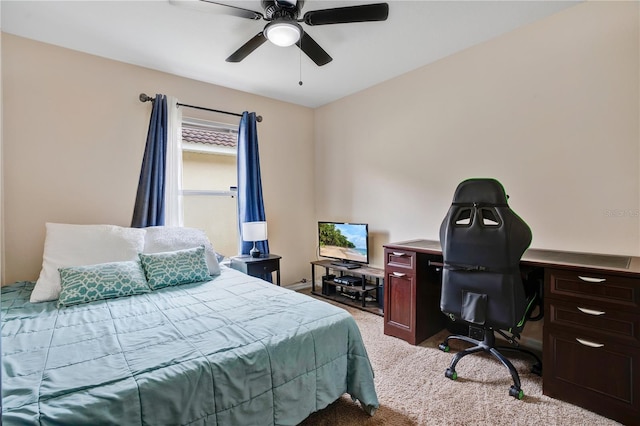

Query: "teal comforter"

xmin=1 ymin=267 xmax=378 ymax=425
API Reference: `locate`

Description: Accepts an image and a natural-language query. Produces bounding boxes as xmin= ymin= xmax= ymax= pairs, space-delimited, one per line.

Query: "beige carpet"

xmin=299 ymin=298 xmax=621 ymax=426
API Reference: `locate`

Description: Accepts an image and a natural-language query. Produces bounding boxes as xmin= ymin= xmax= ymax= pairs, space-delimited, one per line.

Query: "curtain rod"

xmin=139 ymin=93 xmax=262 ymax=122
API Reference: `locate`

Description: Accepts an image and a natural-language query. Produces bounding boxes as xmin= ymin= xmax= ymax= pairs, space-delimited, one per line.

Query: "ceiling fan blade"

xmin=226 ymin=32 xmax=268 ymax=62
xmin=169 ymin=0 xmax=263 ymax=20
xmin=296 ymin=32 xmax=332 ymax=66
xmin=303 ymin=3 xmax=388 ymax=26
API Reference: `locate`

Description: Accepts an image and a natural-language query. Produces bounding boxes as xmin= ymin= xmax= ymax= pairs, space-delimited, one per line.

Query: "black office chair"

xmin=438 ymin=178 xmax=542 ymax=399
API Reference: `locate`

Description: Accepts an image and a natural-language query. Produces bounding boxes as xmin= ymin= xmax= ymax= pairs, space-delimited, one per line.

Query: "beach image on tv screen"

xmin=319 ymin=223 xmax=367 ymax=263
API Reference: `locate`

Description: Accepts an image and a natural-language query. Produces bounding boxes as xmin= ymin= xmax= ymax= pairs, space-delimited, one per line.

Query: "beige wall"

xmin=1 ymin=34 xmax=316 ymax=285
xmin=0 ymin=28 xmax=4 ymax=285
xmin=2 ymin=1 xmax=638 ymax=285
xmin=315 ymin=1 xmax=640 ymax=269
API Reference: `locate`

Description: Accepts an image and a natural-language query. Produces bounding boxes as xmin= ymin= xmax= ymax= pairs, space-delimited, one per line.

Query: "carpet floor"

xmin=298 ymin=296 xmax=622 ymax=426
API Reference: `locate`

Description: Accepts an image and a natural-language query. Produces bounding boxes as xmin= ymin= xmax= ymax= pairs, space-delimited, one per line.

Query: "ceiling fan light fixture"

xmin=264 ymin=21 xmax=302 ymax=47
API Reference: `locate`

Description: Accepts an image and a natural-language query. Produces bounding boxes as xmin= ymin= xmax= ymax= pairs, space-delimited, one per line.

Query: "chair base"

xmin=439 ymin=328 xmax=542 ymax=399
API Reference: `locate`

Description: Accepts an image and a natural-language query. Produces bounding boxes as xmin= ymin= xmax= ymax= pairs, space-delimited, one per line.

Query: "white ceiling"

xmin=1 ymin=0 xmax=580 ymax=108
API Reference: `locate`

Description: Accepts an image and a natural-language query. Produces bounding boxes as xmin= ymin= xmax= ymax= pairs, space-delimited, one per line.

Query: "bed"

xmin=1 ymin=224 xmax=379 ymax=425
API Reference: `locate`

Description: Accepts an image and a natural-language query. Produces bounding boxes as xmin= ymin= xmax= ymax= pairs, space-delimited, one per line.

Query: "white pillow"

xmin=143 ymin=226 xmax=221 ymax=276
xmin=30 ymin=223 xmax=147 ymax=303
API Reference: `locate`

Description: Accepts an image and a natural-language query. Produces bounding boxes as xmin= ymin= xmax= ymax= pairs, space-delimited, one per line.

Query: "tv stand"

xmin=310 ymin=260 xmax=384 ymax=316
xmin=330 ymin=261 xmax=361 ymax=270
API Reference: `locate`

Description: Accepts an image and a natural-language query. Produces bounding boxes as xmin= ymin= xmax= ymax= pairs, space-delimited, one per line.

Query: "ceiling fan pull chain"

xmin=299 ymin=33 xmax=303 ymax=86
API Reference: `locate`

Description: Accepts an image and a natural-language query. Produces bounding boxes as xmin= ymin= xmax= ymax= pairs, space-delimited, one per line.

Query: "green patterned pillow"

xmin=58 ymin=260 xmax=151 ymax=308
xmin=139 ymin=245 xmax=212 ymax=290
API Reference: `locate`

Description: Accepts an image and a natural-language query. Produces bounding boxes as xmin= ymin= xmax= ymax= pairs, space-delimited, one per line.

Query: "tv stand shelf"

xmin=330 ymin=261 xmax=361 ymax=270
xmin=310 ymin=260 xmax=384 ymax=316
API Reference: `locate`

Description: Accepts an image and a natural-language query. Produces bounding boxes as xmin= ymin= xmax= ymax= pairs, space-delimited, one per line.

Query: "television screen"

xmin=318 ymin=222 xmax=369 ymax=265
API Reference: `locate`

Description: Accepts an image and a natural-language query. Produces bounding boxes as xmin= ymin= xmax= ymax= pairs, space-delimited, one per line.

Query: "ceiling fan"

xmin=176 ymin=0 xmax=389 ymax=66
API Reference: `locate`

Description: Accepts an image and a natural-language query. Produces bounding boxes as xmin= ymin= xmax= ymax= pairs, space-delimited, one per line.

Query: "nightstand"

xmin=230 ymin=254 xmax=281 ymax=286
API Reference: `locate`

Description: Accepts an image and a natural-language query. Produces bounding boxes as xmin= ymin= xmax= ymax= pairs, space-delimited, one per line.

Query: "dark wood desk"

xmin=383 ymin=239 xmax=640 ymax=425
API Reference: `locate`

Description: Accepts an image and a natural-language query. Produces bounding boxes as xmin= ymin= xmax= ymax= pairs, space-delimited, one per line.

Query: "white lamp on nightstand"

xmin=242 ymin=221 xmax=268 ymax=258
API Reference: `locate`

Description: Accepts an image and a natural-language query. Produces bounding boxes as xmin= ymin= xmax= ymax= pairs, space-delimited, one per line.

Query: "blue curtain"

xmin=131 ymin=94 xmax=168 ymax=228
xmin=237 ymin=112 xmax=270 ymax=257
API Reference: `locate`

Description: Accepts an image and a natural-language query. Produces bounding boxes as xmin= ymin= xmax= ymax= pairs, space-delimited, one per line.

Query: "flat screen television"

xmin=318 ymin=222 xmax=369 ymax=269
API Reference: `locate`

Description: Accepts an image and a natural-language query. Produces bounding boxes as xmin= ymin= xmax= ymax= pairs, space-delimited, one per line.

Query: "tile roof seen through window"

xmin=182 ymin=126 xmax=237 ymax=148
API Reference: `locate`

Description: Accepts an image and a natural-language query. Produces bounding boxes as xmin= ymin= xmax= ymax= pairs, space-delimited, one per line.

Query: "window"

xmin=181 ymin=118 xmax=239 ymax=257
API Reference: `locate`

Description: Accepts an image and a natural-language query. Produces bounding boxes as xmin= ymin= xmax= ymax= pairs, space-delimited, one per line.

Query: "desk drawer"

xmin=546 ymin=268 xmax=640 ymax=311
xmin=543 ymin=328 xmax=640 ymax=424
xmin=546 ymin=298 xmax=640 ymax=347
xmin=385 ymin=249 xmax=415 ymax=271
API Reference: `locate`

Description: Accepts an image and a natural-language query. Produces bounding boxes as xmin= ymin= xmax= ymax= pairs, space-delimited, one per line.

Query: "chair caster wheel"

xmin=445 ymin=368 xmax=457 ymax=380
xmin=438 ymin=343 xmax=450 ymax=352
xmin=531 ymin=362 xmax=542 ymax=376
xmin=509 ymin=385 xmax=524 ymax=400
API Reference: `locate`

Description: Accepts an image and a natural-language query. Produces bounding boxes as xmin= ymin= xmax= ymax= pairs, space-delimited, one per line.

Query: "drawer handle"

xmin=577 ymin=307 xmax=605 ymax=316
xmin=578 ymin=276 xmax=606 ymax=283
xmin=392 ymin=272 xmax=406 ymax=277
xmin=576 ymin=338 xmax=604 ymax=348
xmin=392 ymin=252 xmax=405 ymax=257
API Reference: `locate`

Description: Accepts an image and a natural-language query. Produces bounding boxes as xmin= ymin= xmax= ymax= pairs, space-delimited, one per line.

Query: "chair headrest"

xmin=451 ymin=178 xmax=509 ymax=206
